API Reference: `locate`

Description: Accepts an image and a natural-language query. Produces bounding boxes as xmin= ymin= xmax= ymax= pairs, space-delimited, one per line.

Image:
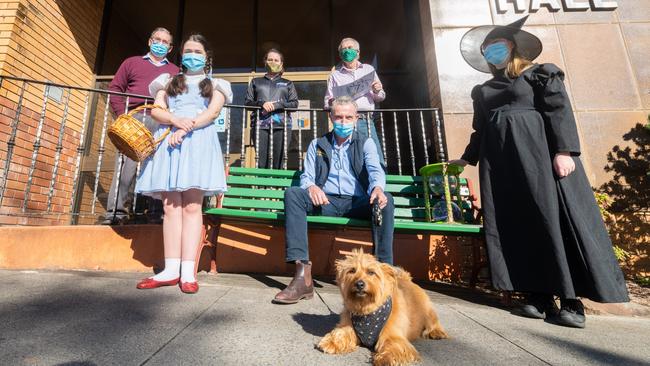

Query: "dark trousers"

xmin=104 ymin=155 xmax=162 ymax=222
xmin=284 ymin=186 xmax=394 ymax=264
xmin=252 ymin=127 xmax=286 ymax=170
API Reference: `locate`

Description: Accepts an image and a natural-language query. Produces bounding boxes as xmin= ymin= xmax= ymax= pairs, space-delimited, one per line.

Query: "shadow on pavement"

xmin=530 ymin=331 xmax=650 ymax=365
xmin=246 ymin=273 xmax=332 ymax=290
xmin=292 ymin=312 xmax=340 ymax=337
xmin=415 ymin=280 xmax=506 ymax=308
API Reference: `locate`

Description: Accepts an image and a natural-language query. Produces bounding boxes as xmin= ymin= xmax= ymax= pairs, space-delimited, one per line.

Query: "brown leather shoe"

xmin=273 ymin=261 xmax=314 ymax=304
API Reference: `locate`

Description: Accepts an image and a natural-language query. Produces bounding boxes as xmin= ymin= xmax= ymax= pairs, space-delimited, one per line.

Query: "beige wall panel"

xmin=557 ymin=24 xmax=641 ymax=111
xmin=433 ymin=27 xmax=491 ymax=114
xmin=621 ymin=23 xmax=650 ymax=109
xmin=576 ymin=110 xmax=649 ymax=186
xmin=429 ymin=0 xmax=493 ymax=27
xmin=553 ymin=7 xmax=618 ymax=24
xmin=616 ymin=0 xmax=650 ymax=22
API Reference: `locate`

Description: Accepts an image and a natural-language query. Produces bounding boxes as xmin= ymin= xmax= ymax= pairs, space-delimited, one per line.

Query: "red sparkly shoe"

xmin=136 ymin=277 xmax=180 ymax=289
xmin=180 ymin=281 xmax=199 ymax=294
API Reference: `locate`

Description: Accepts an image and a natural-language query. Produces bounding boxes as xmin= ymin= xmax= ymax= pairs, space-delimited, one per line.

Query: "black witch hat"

xmin=460 ymin=16 xmax=542 ymax=73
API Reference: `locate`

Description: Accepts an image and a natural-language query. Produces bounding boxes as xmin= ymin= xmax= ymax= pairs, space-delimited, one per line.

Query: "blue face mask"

xmin=483 ymin=42 xmax=511 ymax=68
xmin=150 ymin=42 xmax=169 ymax=57
xmin=182 ymin=53 xmax=206 ymax=72
xmin=333 ymin=121 xmax=354 ymax=138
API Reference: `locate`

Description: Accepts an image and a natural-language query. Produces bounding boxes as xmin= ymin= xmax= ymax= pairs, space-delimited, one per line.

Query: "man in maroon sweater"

xmin=101 ymin=27 xmax=179 ymax=225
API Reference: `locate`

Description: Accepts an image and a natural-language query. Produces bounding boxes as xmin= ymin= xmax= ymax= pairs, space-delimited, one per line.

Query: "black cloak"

xmin=461 ymin=63 xmax=629 ymax=303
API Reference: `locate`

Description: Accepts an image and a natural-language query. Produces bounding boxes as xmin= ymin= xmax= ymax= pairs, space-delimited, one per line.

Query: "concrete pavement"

xmin=1 ymin=269 xmax=649 ymax=366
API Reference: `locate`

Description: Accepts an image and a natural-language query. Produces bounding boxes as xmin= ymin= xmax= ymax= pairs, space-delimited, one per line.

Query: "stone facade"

xmin=421 ymin=0 xmax=650 ymax=190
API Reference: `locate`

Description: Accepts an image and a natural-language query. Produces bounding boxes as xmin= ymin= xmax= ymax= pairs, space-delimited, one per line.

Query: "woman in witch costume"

xmin=450 ymin=16 xmax=628 ymax=328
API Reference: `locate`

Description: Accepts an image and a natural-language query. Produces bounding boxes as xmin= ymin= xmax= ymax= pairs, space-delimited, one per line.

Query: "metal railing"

xmin=0 ymin=75 xmax=447 ymax=225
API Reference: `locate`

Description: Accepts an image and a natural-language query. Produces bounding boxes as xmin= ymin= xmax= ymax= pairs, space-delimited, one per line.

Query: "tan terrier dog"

xmin=318 ymin=249 xmax=448 ymax=366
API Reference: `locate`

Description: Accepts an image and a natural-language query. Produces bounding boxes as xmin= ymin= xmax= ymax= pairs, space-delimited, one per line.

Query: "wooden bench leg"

xmin=194 ymin=214 xmax=222 ymax=275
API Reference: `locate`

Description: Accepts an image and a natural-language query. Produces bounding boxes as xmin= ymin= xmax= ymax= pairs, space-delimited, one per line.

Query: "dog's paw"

xmin=318 ymin=330 xmax=358 ymax=354
xmin=424 ymin=325 xmax=449 ymax=340
xmin=373 ymin=339 xmax=420 ymax=366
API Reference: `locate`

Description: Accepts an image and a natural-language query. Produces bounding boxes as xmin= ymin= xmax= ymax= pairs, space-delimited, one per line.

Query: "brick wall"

xmin=0 ymin=0 xmax=104 ymax=225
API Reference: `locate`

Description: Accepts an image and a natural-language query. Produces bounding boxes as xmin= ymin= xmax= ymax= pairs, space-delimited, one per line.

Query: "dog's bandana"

xmin=351 ymin=297 xmax=392 ymax=348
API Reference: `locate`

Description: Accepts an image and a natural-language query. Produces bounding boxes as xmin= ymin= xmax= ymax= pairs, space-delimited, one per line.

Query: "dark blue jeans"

xmin=284 ymin=186 xmax=394 ymax=264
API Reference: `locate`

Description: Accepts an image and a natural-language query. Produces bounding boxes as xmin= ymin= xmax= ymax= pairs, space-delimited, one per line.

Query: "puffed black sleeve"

xmin=530 ymin=63 xmax=581 ymax=156
xmin=460 ymin=85 xmax=486 ymax=166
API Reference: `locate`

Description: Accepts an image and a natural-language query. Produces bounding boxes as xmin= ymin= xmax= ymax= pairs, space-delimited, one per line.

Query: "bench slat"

xmin=394 ymin=219 xmax=483 ymax=234
xmin=226 ymin=176 xmax=424 ymax=194
xmin=222 ymin=197 xmax=283 ymax=210
xmin=229 ymin=167 xmax=300 ymax=179
xmin=385 ymin=184 xmax=423 ymax=194
xmin=204 ymin=208 xmax=482 ymax=234
xmin=223 ymin=187 xmax=425 ymax=207
xmin=227 ymin=175 xmax=296 ymax=187
xmin=394 ymin=207 xmax=427 ymax=218
xmin=220 ymin=199 xmax=425 ymax=219
xmin=225 ymin=187 xmax=285 ymax=199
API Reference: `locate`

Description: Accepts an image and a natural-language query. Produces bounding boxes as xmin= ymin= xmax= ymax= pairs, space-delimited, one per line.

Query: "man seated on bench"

xmin=273 ymin=96 xmax=394 ymax=304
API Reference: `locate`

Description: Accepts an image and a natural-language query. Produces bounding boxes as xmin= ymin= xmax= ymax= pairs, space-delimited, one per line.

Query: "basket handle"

xmin=127 ymin=104 xmax=165 ymax=116
xmin=124 ymin=104 xmax=172 ymax=147
xmin=153 ymin=128 xmax=172 ymax=145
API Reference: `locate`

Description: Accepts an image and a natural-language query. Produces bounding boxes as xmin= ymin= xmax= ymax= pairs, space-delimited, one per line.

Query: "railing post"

xmin=434 ymin=109 xmax=446 ymax=162
xmin=379 ymin=112 xmax=387 ymax=169
xmin=110 ymin=97 xmax=129 ymax=218
xmin=405 ymin=111 xmax=416 ymax=175
xmin=255 ymin=109 xmax=260 ymax=168
xmin=69 ymin=92 xmax=91 ymax=224
xmin=0 ymin=81 xmax=26 ymax=207
xmin=298 ymin=112 xmax=303 ymax=171
xmin=283 ymin=110 xmax=288 ymax=170
xmin=225 ymin=106 xmax=231 ymax=168
xmin=132 ymin=98 xmax=144 ymax=216
xmin=365 ymin=112 xmax=371 ymax=138
xmin=419 ymin=110 xmax=429 ymax=165
xmin=269 ymin=113 xmax=274 ymax=170
xmin=312 ymin=110 xmax=318 ymax=142
xmin=47 ymin=88 xmax=72 ymax=213
xmin=240 ymin=107 xmax=246 ymax=167
xmin=393 ymin=111 xmax=402 ymax=175
xmin=22 ymin=85 xmax=51 ymax=212
xmin=91 ymin=94 xmax=111 ymax=214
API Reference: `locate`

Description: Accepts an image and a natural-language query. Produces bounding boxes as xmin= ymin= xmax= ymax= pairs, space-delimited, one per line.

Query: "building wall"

xmin=0 ymin=0 xmax=104 ymax=225
xmin=422 ymin=0 xmax=650 ymax=190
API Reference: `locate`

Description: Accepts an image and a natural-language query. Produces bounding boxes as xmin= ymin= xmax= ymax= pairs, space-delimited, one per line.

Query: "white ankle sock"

xmin=152 ymin=258 xmax=181 ymax=281
xmin=181 ymin=260 xmax=196 ymax=283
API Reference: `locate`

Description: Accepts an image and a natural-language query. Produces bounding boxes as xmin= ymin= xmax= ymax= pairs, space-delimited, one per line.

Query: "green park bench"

xmin=204 ymin=167 xmax=483 ymax=234
xmin=199 ymin=167 xmax=486 ymax=284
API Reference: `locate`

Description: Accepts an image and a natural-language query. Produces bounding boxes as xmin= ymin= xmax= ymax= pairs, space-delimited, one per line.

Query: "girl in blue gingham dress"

xmin=135 ymin=34 xmax=231 ymax=294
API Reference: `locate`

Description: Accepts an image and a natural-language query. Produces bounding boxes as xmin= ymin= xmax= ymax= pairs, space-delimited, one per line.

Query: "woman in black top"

xmin=451 ymin=16 xmax=628 ymax=328
xmin=245 ymin=49 xmax=299 ymax=169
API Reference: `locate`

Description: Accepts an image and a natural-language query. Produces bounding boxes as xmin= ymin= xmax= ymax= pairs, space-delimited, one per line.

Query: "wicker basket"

xmin=107 ymin=104 xmax=170 ymax=162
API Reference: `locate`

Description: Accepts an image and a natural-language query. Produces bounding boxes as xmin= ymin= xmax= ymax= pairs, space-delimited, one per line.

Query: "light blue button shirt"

xmin=300 ymin=134 xmax=385 ymax=197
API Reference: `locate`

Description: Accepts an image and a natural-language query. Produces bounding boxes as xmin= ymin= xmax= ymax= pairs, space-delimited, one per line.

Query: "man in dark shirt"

xmin=100 ymin=27 xmax=179 ymax=225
